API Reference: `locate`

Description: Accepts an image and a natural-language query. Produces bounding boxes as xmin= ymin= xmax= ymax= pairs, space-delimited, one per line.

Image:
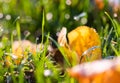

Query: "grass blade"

xmin=16 ymin=21 xmax=21 ymax=41
xmin=105 ymin=12 xmax=118 ymax=38
xmin=41 ymin=11 xmax=45 ymax=44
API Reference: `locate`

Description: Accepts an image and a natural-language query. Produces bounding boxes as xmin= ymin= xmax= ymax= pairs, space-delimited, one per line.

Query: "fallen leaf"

xmin=12 ymin=40 xmax=36 ymax=58
xmin=68 ymin=57 xmax=120 ymax=83
xmin=4 ymin=40 xmax=43 ymax=66
xmin=58 ymin=26 xmax=101 ymax=63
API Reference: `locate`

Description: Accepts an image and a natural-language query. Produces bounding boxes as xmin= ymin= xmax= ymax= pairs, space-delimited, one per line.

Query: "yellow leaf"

xmin=58 ymin=26 xmax=101 ymax=63
xmin=68 ymin=26 xmax=101 ymax=62
xmin=5 ymin=40 xmax=42 ymax=66
xmin=68 ymin=57 xmax=120 ymax=83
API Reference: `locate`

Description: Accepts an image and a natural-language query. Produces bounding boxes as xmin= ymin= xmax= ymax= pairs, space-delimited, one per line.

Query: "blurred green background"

xmin=0 ymin=0 xmax=119 ymax=42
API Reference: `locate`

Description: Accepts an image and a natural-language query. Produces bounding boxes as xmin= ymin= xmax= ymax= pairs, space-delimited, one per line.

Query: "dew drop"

xmin=66 ymin=0 xmax=71 ymax=5
xmin=46 ymin=12 xmax=53 ymax=21
xmin=5 ymin=14 xmax=11 ymax=20
xmin=74 ymin=12 xmax=87 ymax=21
xmin=44 ymin=69 xmax=52 ymax=77
xmin=65 ymin=13 xmax=70 ymax=19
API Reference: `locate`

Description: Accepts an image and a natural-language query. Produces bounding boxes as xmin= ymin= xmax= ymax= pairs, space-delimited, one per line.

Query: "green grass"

xmin=0 ymin=0 xmax=120 ymax=83
xmin=0 ymin=11 xmax=74 ymax=83
xmin=0 ymin=11 xmax=119 ymax=83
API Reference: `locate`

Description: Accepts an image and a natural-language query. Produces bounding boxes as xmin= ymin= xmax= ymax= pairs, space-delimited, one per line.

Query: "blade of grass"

xmin=43 ymin=33 xmax=50 ymax=56
xmin=41 ymin=11 xmax=45 ymax=44
xmin=16 ymin=21 xmax=21 ymax=41
xmin=10 ymin=67 xmax=17 ymax=83
xmin=18 ymin=70 xmax=24 ymax=83
xmin=13 ymin=16 xmax=20 ymax=24
xmin=105 ymin=12 xmax=120 ymax=56
xmin=48 ymin=36 xmax=71 ymax=67
xmin=105 ymin=12 xmax=118 ymax=38
xmin=35 ymin=11 xmax=46 ymax=83
xmin=103 ymin=26 xmax=113 ymax=57
xmin=35 ymin=58 xmax=45 ymax=83
xmin=11 ymin=32 xmax=13 ymax=52
xmin=111 ymin=43 xmax=119 ymax=56
xmin=113 ymin=19 xmax=120 ymax=36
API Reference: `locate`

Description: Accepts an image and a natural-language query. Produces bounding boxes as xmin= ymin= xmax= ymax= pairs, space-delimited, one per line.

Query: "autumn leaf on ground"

xmin=58 ymin=26 xmax=101 ymax=64
xmin=4 ymin=40 xmax=43 ymax=66
xmin=12 ymin=40 xmax=38 ymax=58
xmin=68 ymin=57 xmax=120 ymax=83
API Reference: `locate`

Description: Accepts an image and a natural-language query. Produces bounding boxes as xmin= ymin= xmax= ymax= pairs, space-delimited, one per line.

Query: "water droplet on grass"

xmin=46 ymin=12 xmax=53 ymax=21
xmin=65 ymin=13 xmax=70 ymax=19
xmin=74 ymin=12 xmax=87 ymax=21
xmin=44 ymin=69 xmax=52 ymax=77
xmin=66 ymin=0 xmax=71 ymax=5
xmin=5 ymin=14 xmax=11 ymax=20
